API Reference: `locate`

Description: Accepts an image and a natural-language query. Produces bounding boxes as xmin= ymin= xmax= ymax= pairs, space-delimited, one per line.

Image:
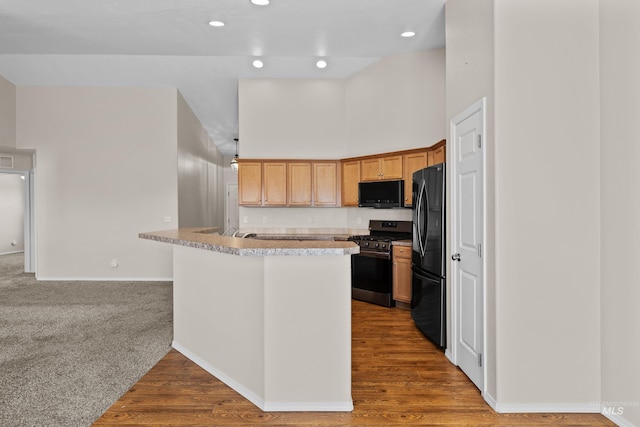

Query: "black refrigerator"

xmin=411 ymin=163 xmax=446 ymax=348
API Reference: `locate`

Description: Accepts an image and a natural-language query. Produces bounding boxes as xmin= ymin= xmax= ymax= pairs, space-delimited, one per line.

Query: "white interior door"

xmin=226 ymin=183 xmax=239 ymax=231
xmin=451 ymin=99 xmax=485 ymax=391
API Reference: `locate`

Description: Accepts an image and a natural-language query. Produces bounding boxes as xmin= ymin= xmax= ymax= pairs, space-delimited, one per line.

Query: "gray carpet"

xmin=0 ymin=253 xmax=173 ymax=427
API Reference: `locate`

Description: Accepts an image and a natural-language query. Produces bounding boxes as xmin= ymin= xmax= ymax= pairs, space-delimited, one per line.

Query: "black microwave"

xmin=358 ymin=180 xmax=404 ymax=208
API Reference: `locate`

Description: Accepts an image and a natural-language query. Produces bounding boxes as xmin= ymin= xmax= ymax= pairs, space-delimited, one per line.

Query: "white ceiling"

xmin=0 ymin=0 xmax=446 ymax=156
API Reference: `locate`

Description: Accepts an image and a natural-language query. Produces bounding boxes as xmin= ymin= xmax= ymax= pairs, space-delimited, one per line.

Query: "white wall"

xmin=238 ymin=51 xmax=445 ymax=230
xmin=493 ymin=0 xmax=601 ymax=408
xmin=346 ymin=49 xmax=446 ymax=157
xmin=16 ymin=86 xmax=178 ymax=280
xmin=0 ymin=173 xmax=25 ymax=254
xmin=445 ymin=0 xmax=496 ymax=400
xmin=447 ymin=0 xmax=605 ymax=412
xmin=0 ymin=75 xmax=16 ymax=148
xmin=238 ymin=79 xmax=348 ymax=159
xmin=599 ymin=1 xmax=640 ymax=425
xmin=177 ymin=92 xmax=225 ymax=229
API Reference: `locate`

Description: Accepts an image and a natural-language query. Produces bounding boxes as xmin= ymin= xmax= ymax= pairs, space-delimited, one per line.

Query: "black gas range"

xmin=349 ymin=220 xmax=412 ymax=307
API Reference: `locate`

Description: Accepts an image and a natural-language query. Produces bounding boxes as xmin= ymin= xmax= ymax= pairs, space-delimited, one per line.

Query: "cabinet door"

xmin=313 ymin=162 xmax=338 ymax=206
xmin=288 ymin=162 xmax=312 ymax=206
xmin=238 ymin=162 xmax=262 ymax=206
xmin=360 ymin=158 xmax=382 ymax=181
xmin=380 ymin=155 xmax=403 ymax=180
xmin=341 ymin=160 xmax=360 ymax=207
xmin=263 ymin=162 xmax=287 ymax=206
xmin=393 ymin=246 xmax=412 ymax=304
xmin=403 ymin=151 xmax=428 ymax=206
xmin=432 ymin=145 xmax=446 ymax=165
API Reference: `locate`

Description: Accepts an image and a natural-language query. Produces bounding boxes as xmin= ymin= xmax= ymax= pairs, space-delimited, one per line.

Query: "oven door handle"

xmin=355 ymin=250 xmax=391 ymax=260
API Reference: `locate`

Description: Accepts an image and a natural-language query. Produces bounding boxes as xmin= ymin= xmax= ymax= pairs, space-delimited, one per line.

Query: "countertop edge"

xmin=139 ymin=229 xmax=359 ymax=257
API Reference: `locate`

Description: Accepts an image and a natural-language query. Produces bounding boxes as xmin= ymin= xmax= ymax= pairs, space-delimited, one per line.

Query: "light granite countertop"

xmin=139 ymin=227 xmax=360 ymax=257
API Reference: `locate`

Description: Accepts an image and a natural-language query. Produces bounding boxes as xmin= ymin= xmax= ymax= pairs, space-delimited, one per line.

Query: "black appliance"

xmin=411 ymin=163 xmax=446 ymax=348
xmin=358 ymin=180 xmax=404 ymax=208
xmin=349 ymin=220 xmax=412 ymax=307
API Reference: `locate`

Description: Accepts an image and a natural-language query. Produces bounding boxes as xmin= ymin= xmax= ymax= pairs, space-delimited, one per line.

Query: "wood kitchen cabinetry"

xmin=238 ymin=161 xmax=263 ymax=205
xmin=239 ymin=160 xmax=338 ymax=207
xmin=360 ymin=155 xmax=403 ymax=181
xmin=393 ymin=245 xmax=412 ymax=306
xmin=341 ymin=160 xmax=360 ymax=207
xmin=288 ymin=162 xmax=312 ymax=206
xmin=238 ymin=140 xmax=445 ymax=207
xmin=313 ymin=162 xmax=339 ymax=206
xmin=432 ymin=144 xmax=446 ymax=165
xmin=402 ymin=150 xmax=428 ymax=207
xmin=263 ymin=162 xmax=287 ymax=206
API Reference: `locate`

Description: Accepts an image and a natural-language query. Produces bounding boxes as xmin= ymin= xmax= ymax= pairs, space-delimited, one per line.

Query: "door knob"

xmin=451 ymin=253 xmax=461 ymax=261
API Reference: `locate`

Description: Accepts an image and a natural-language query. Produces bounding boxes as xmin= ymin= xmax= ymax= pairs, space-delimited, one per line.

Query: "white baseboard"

xmin=493 ymin=402 xmax=600 ymax=413
xmin=0 ymin=250 xmax=24 ymax=256
xmin=172 ymin=341 xmax=354 ymax=412
xmin=444 ymin=348 xmax=455 ymax=364
xmin=172 ymin=340 xmax=266 ymax=410
xmin=601 ymin=410 xmax=636 ymax=427
xmin=263 ymin=401 xmax=354 ymax=412
xmin=35 ymin=276 xmax=173 ymax=281
xmin=483 ymin=391 xmax=498 ymax=411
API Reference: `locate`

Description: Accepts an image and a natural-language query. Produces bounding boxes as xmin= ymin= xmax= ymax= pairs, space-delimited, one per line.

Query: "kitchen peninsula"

xmin=139 ymin=227 xmax=359 ymax=412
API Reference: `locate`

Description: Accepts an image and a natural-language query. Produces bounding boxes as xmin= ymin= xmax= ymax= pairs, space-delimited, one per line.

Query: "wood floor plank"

xmin=92 ymin=300 xmax=615 ymax=426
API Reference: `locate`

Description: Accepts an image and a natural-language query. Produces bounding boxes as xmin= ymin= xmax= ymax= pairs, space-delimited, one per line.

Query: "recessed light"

xmin=252 ymin=59 xmax=264 ymax=69
xmin=208 ymin=20 xmax=225 ymax=27
xmin=251 ymin=0 xmax=270 ymax=5
xmin=316 ymin=60 xmax=327 ymax=69
xmin=401 ymin=31 xmax=416 ymax=38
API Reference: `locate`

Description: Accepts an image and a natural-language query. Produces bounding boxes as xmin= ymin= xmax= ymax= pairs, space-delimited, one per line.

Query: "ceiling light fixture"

xmin=208 ymin=20 xmax=225 ymax=27
xmin=316 ymin=60 xmax=327 ymax=69
xmin=401 ymin=31 xmax=416 ymax=38
xmin=252 ymin=59 xmax=264 ymax=69
xmin=230 ymin=138 xmax=239 ymax=173
xmin=251 ymin=0 xmax=270 ymax=5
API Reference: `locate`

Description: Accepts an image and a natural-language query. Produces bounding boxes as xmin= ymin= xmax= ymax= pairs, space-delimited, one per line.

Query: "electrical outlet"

xmin=243 ymin=216 xmax=249 ymax=224
xmin=307 ymin=217 xmax=313 ymax=224
xmin=109 ymin=259 xmax=119 ymax=268
xmin=262 ymin=216 xmax=268 ymax=224
xmin=163 ymin=216 xmax=172 ymax=223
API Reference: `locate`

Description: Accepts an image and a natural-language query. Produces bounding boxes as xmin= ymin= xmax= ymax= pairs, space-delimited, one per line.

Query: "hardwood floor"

xmin=93 ymin=300 xmax=614 ymax=426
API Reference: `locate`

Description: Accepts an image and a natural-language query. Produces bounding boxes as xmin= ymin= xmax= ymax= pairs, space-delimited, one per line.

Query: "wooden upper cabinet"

xmin=403 ymin=150 xmax=428 ymax=207
xmin=237 ymin=142 xmax=445 ymax=207
xmin=288 ymin=162 xmax=312 ymax=206
xmin=361 ymin=155 xmax=403 ymax=181
xmin=313 ymin=162 xmax=338 ymax=206
xmin=238 ymin=162 xmax=262 ymax=205
xmin=431 ymin=145 xmax=446 ymax=165
xmin=263 ymin=162 xmax=287 ymax=206
xmin=341 ymin=160 xmax=360 ymax=207
xmin=360 ymin=158 xmax=382 ymax=181
xmin=381 ymin=155 xmax=403 ymax=180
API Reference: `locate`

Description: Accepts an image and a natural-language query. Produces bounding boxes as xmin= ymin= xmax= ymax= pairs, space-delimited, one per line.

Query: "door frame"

xmin=0 ymin=168 xmax=35 ymax=273
xmin=447 ymin=98 xmax=487 ymax=394
xmin=225 ymin=182 xmax=239 ymax=233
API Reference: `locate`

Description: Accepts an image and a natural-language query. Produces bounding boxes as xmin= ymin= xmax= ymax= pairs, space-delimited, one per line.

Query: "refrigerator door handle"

xmin=416 ymin=181 xmax=426 ymax=257
xmin=421 ymin=181 xmax=429 ymax=258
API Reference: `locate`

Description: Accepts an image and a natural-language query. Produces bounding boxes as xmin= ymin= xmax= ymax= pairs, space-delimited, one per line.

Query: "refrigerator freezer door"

xmin=411 ymin=267 xmax=446 ymax=348
xmin=412 ymin=164 xmax=445 ymax=278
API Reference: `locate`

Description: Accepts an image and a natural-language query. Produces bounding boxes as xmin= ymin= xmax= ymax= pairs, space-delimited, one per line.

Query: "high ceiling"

xmin=0 ymin=0 xmax=446 ymax=156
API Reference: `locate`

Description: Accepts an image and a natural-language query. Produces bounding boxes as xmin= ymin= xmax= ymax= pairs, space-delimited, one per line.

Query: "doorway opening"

xmin=0 ymin=168 xmax=35 ymax=273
